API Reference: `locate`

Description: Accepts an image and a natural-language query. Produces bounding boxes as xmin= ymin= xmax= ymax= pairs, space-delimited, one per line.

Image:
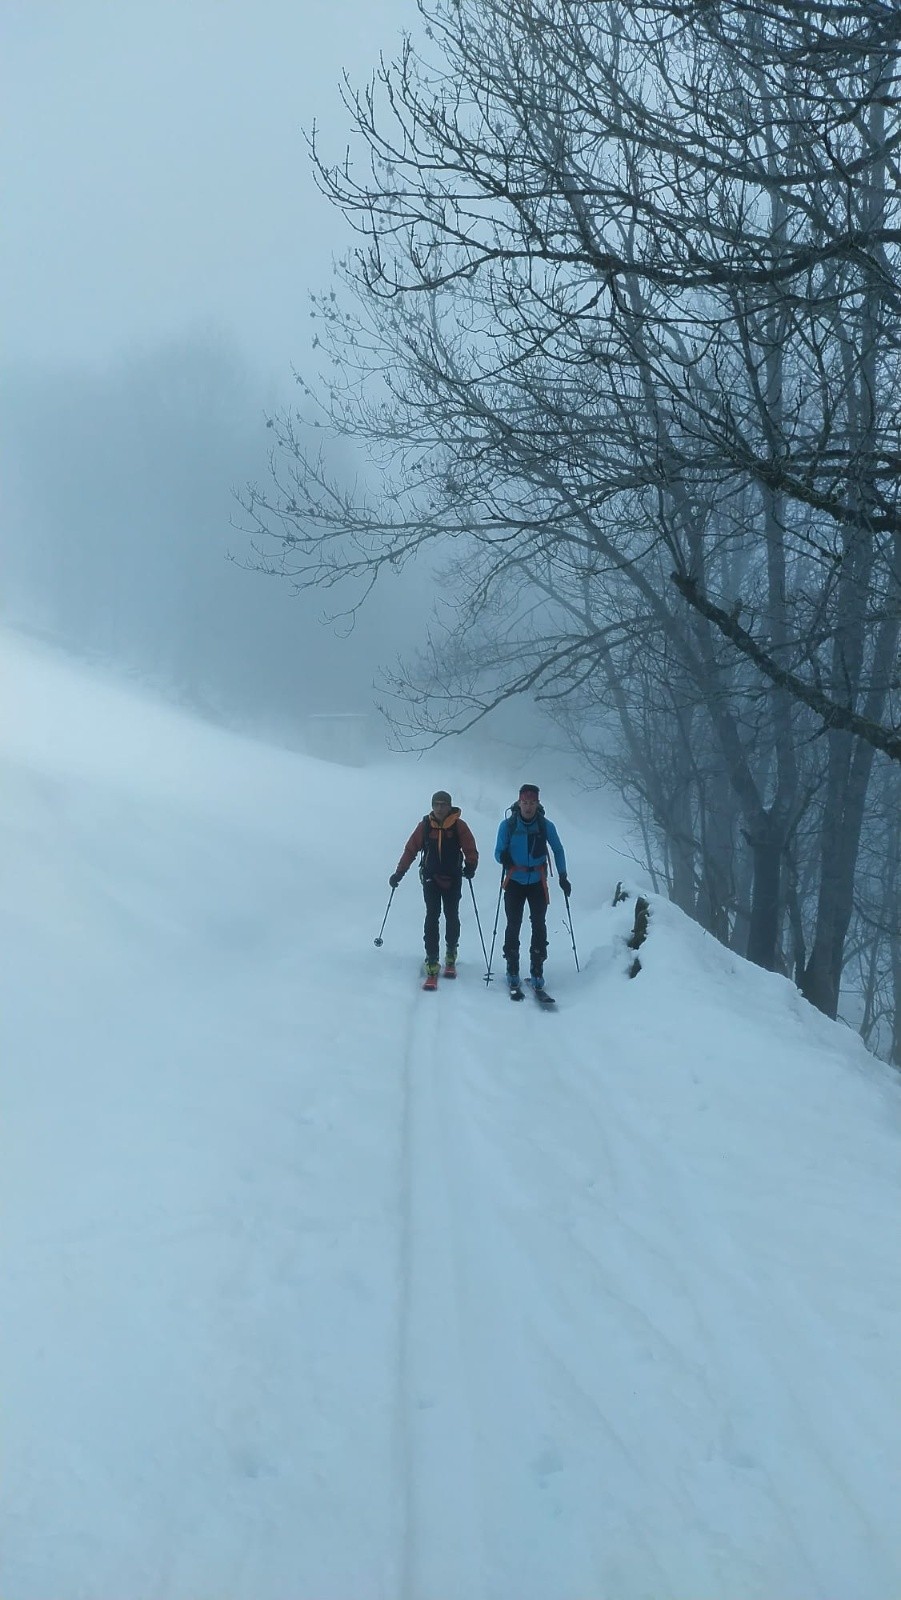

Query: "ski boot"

xmin=507 ymin=969 xmax=525 ymax=1001
xmin=529 ymin=969 xmax=555 ymax=1006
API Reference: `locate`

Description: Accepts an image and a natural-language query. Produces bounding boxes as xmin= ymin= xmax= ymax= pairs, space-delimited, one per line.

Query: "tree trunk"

xmin=696 ymin=767 xmax=733 ymax=944
xmin=891 ymin=938 xmax=901 ymax=1069
xmin=745 ymin=813 xmax=785 ymax=972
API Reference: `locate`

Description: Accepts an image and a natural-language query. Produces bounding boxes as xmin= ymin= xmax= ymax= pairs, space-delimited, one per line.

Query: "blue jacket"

xmin=494 ymin=807 xmax=567 ymax=886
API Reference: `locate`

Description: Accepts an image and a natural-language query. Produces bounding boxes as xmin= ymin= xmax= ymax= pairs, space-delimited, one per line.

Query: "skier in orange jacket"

xmin=390 ymin=790 xmax=479 ymax=981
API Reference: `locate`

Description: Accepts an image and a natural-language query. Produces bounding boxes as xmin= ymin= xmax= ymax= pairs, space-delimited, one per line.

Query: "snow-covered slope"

xmin=2 ymin=630 xmax=899 ymax=1600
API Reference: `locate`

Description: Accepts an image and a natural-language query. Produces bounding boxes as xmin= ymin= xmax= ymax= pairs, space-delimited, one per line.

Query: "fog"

xmin=1 ymin=0 xmax=429 ymax=743
xmin=4 ymin=0 xmax=412 ymax=375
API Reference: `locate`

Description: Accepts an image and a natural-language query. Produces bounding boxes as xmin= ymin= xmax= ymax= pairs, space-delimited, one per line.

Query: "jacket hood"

xmin=430 ymin=807 xmax=462 ymax=829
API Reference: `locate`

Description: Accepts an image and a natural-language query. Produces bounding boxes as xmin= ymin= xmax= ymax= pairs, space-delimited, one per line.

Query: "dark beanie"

xmin=432 ymin=789 xmax=452 ymax=805
xmin=519 ymin=783 xmax=540 ymax=798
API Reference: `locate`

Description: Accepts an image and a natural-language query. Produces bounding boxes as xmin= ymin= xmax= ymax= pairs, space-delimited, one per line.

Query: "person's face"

xmin=519 ymin=792 xmax=539 ymax=819
xmin=432 ymin=798 xmax=452 ymax=820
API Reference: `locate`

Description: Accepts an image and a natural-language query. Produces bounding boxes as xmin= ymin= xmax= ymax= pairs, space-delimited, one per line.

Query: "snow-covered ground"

xmin=2 ymin=628 xmax=899 ymax=1600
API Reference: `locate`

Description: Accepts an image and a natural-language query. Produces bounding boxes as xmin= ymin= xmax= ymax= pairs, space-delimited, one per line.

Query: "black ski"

xmin=533 ymin=989 xmax=556 ymax=1007
xmin=509 ymin=984 xmax=525 ymax=1001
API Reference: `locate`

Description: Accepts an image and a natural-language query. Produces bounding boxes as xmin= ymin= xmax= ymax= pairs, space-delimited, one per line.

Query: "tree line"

xmin=244 ymin=0 xmax=901 ymax=1061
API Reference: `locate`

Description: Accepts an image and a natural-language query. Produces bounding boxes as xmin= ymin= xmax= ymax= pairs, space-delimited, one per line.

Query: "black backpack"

xmin=418 ymin=813 xmax=463 ymax=884
xmin=501 ymin=801 xmax=550 ymax=869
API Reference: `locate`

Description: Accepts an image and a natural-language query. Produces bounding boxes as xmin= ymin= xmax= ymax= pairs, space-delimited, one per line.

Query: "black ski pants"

xmin=422 ymin=878 xmax=462 ymax=963
xmin=502 ymin=879 xmax=548 ymax=976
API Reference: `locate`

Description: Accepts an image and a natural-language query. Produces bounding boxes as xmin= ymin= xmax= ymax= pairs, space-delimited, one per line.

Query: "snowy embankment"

xmin=2 ymin=629 xmax=899 ymax=1600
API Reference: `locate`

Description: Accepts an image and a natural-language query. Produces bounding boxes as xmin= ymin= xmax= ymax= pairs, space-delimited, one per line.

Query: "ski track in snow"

xmin=396 ymin=984 xmax=488 ymax=1600
xmin=384 ymin=961 xmax=899 ymax=1600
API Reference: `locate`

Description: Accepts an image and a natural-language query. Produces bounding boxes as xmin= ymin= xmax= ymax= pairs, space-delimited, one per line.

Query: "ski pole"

xmin=373 ymin=886 xmax=396 ymax=947
xmin=563 ymin=892 xmax=580 ymax=972
xmin=467 ymin=877 xmax=490 ymax=974
xmin=485 ymin=869 xmax=505 ymax=984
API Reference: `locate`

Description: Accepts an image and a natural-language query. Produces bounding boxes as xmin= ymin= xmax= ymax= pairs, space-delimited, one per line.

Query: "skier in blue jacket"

xmin=494 ymin=783 xmax=571 ymax=992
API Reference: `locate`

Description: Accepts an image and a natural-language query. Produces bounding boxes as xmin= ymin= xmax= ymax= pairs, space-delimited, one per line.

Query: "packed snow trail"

xmin=385 ymin=960 xmax=899 ymax=1600
xmin=2 ymin=631 xmax=899 ymax=1599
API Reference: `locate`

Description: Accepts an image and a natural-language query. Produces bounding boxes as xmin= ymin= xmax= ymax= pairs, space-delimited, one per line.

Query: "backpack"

xmin=501 ymin=801 xmax=552 ymax=872
xmin=418 ymin=813 xmax=463 ymax=886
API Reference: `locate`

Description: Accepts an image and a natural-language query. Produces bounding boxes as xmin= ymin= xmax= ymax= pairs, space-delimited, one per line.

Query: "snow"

xmin=2 ymin=628 xmax=899 ymax=1600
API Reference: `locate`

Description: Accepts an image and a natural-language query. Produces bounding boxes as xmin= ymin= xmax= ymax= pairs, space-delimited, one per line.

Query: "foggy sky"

xmin=3 ymin=0 xmax=415 ymax=381
xmin=2 ymin=0 xmax=432 ymax=736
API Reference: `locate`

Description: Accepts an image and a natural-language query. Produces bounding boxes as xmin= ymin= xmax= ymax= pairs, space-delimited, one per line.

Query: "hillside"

xmin=1 ymin=629 xmax=899 ymax=1600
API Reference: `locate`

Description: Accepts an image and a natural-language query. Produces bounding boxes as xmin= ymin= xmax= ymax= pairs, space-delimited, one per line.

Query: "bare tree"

xmin=845 ymin=761 xmax=901 ymax=1066
xmin=246 ymin=0 xmax=900 ymax=1023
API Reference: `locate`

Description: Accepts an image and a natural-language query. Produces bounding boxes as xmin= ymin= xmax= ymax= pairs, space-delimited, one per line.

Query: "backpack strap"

xmin=506 ymin=803 xmax=551 ymax=872
xmin=536 ymin=807 xmax=551 ymax=874
xmin=417 ymin=815 xmax=430 ymax=880
xmin=420 ymin=812 xmax=463 ymax=883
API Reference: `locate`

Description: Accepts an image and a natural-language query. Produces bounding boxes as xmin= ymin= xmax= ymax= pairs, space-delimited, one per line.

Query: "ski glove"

xmin=500 ymin=851 xmax=513 ymax=868
xmin=389 ymin=872 xmax=403 ymax=889
xmin=559 ymin=874 xmax=572 ymax=898
xmin=462 ymin=863 xmax=476 ymax=879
